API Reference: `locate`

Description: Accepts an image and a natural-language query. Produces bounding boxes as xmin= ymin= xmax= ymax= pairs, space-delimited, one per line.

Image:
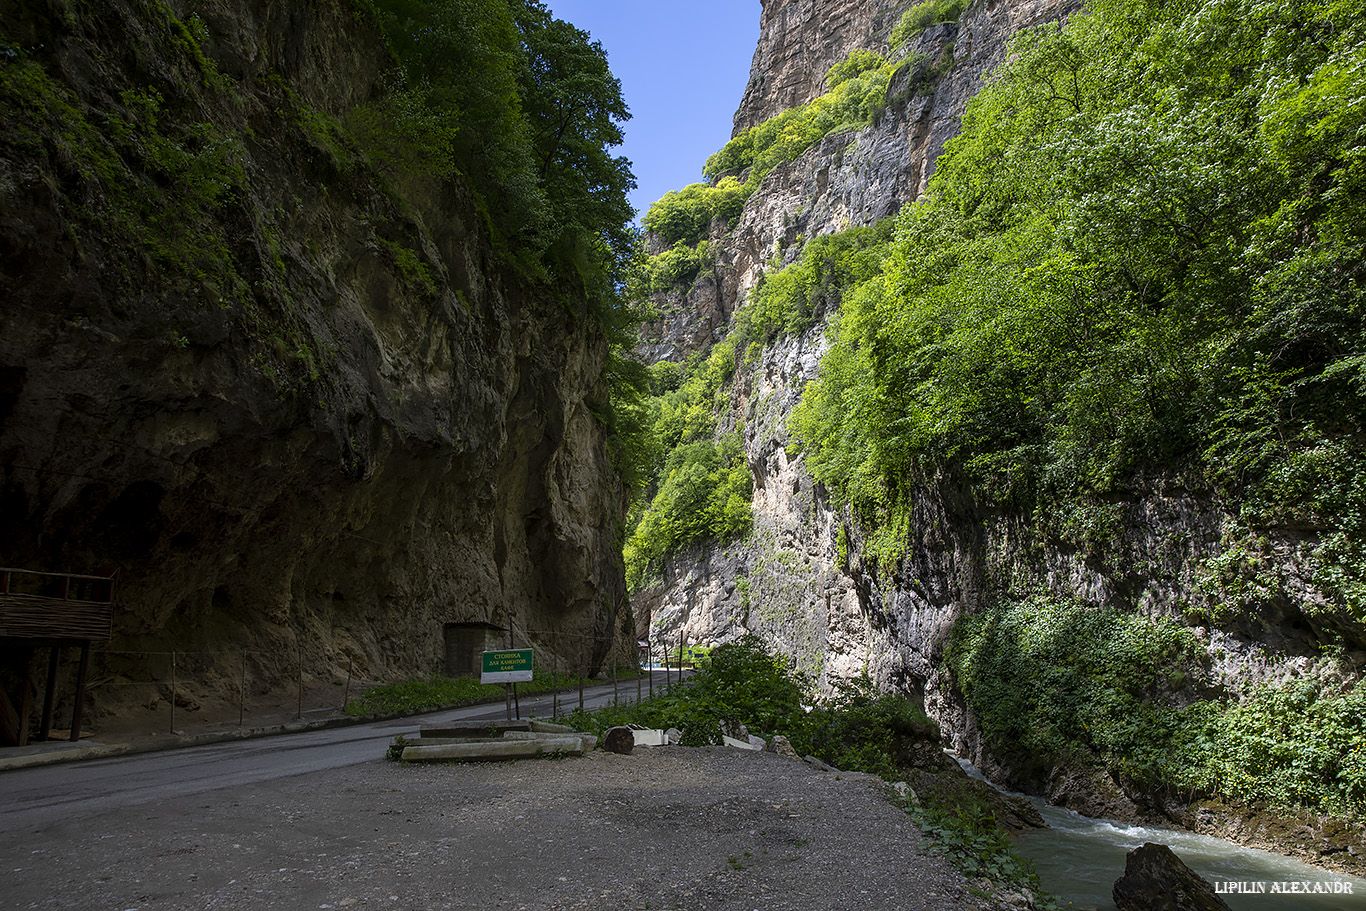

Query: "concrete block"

xmin=401 ymin=736 xmax=585 ymax=763
xmin=630 ymin=728 xmax=668 ymax=747
xmin=723 ymin=735 xmax=762 ymax=751
xmin=529 ymin=720 xmax=575 ymax=734
xmin=419 ymin=719 xmax=530 ymax=738
xmin=504 ymin=730 xmax=598 ymax=752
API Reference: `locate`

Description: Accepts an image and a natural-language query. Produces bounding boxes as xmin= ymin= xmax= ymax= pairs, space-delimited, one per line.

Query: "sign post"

xmin=481 ymin=648 xmax=534 ymax=683
xmin=482 ymin=649 xmax=534 ymax=720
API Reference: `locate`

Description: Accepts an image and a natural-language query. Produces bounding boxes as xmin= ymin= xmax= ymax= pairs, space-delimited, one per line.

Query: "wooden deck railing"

xmin=0 ymin=567 xmax=117 ymax=641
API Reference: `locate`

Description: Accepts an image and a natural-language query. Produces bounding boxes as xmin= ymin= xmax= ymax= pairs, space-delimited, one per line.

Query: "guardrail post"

xmin=552 ymin=653 xmax=560 ymax=719
xmin=296 ymin=644 xmax=303 ymax=720
xmin=239 ymin=653 xmax=246 ymax=727
xmin=170 ymin=650 xmax=177 ymax=734
xmin=341 ymin=656 xmax=352 ymax=712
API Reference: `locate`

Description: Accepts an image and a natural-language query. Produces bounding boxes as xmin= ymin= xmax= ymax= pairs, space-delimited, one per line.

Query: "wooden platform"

xmin=0 ymin=568 xmax=116 ymax=640
xmin=1 ymin=567 xmax=117 ymax=747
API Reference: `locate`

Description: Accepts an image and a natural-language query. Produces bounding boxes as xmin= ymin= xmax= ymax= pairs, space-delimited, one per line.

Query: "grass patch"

xmin=901 ymin=792 xmax=1056 ymax=907
xmin=345 ymin=667 xmax=595 ymax=716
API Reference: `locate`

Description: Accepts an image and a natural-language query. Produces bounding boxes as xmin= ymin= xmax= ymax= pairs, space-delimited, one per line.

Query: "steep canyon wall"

xmin=637 ymin=0 xmax=1077 ymax=684
xmin=0 ymin=0 xmax=630 ymax=728
xmin=633 ymin=0 xmax=1364 ymax=835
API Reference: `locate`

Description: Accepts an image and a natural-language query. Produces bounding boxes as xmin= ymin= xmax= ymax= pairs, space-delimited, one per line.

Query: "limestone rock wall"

xmin=638 ymin=0 xmax=1073 ymax=366
xmin=733 ymin=0 xmax=914 ymax=133
xmin=0 ymin=0 xmax=630 ymax=723
xmin=635 ymin=0 xmax=1360 ymax=763
xmin=635 ymin=0 xmax=1075 ymax=677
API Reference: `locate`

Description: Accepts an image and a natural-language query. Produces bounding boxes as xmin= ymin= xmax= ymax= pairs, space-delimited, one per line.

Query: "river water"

xmin=953 ymin=758 xmax=1366 ymax=910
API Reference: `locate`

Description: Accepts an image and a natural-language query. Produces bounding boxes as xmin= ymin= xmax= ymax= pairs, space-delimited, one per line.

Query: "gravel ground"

xmin=3 ymin=745 xmax=1012 ymax=911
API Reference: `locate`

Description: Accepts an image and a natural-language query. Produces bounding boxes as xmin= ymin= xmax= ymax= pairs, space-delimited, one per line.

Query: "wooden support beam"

xmin=70 ymin=641 xmax=90 ymax=741
xmin=39 ymin=646 xmax=60 ymax=742
xmin=17 ymin=650 xmax=33 ymax=746
xmin=0 ymin=682 xmax=20 ymax=747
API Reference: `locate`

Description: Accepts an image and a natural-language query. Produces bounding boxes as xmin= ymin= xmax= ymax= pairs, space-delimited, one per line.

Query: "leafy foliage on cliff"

xmin=0 ymin=12 xmax=244 ymax=292
xmin=949 ymin=597 xmax=1366 ymax=816
xmin=643 ymin=177 xmax=750 ymax=249
xmin=703 ymin=51 xmax=897 ymax=187
xmin=0 ymin=2 xmax=356 ymax=400
xmin=738 ymin=220 xmax=895 ymax=343
xmin=634 ymin=47 xmax=919 ymax=296
xmin=792 ymin=0 xmax=1366 ymax=619
xmin=890 ymin=0 xmax=968 ymax=49
xmin=620 ymin=327 xmax=750 ymax=589
xmin=623 ymin=436 xmax=752 ymax=591
xmin=359 ymin=0 xmax=636 ymax=297
xmin=641 ymin=240 xmax=715 ymax=293
xmin=621 ymin=217 xmax=899 ymax=590
xmin=1 ymin=0 xmax=640 ymax=395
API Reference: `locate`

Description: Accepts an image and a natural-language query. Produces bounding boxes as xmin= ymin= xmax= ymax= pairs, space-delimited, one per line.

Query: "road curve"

xmin=0 ymin=673 xmax=676 ymax=827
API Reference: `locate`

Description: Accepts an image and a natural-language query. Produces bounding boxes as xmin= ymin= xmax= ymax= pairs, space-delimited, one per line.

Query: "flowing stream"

xmin=953 ymin=758 xmax=1366 ymax=910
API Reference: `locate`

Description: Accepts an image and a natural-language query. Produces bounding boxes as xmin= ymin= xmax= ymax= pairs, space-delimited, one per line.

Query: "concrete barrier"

xmin=504 ymin=730 xmax=598 ymax=752
xmin=401 ymin=735 xmax=586 ymax=762
xmin=418 ymin=719 xmax=531 ymax=738
xmin=528 ymin=720 xmax=575 ymax=734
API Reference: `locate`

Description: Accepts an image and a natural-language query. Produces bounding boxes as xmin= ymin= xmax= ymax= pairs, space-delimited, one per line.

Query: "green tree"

xmin=512 ymin=2 xmax=636 ymax=291
xmin=359 ymin=0 xmax=637 ymax=296
xmin=623 ymin=436 xmax=752 ymax=589
xmin=792 ymin=0 xmax=1366 ymax=592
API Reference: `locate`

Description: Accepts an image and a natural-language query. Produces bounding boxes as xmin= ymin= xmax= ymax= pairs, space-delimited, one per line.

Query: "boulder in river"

xmin=1113 ymin=842 xmax=1232 ymax=911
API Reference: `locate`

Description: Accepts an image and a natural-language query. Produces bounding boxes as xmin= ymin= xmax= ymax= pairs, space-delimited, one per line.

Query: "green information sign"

xmin=481 ymin=648 xmax=534 ymax=684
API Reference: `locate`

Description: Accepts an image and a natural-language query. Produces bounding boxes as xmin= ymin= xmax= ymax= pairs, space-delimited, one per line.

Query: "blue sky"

xmin=542 ymin=1 xmax=762 ymax=220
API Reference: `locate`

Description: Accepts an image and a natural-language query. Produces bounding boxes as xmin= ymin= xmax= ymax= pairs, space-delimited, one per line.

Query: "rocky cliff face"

xmin=638 ymin=0 xmax=1072 ymax=365
xmin=733 ymin=0 xmax=912 ymax=133
xmin=0 ymin=0 xmax=630 ymax=724
xmin=633 ymin=0 xmax=1364 ymax=845
xmin=636 ymin=0 xmax=1077 ymax=679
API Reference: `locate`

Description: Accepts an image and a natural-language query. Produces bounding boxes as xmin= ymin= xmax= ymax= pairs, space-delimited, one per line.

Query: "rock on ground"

xmin=1113 ymin=842 xmax=1232 ymax=911
xmin=601 ymin=725 xmax=635 ymax=754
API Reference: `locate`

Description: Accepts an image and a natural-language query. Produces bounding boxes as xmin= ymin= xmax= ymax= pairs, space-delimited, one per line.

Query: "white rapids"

xmin=952 ymin=756 xmax=1366 ymax=910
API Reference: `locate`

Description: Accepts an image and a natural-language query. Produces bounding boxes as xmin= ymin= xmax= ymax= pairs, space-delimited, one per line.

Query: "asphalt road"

xmin=0 ymin=672 xmax=677 ymax=828
xmin=0 ymin=719 xmax=990 ymax=911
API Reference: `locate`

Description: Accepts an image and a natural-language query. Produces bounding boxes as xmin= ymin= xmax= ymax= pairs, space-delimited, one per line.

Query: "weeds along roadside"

xmin=345 ymin=665 xmax=644 ymax=717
